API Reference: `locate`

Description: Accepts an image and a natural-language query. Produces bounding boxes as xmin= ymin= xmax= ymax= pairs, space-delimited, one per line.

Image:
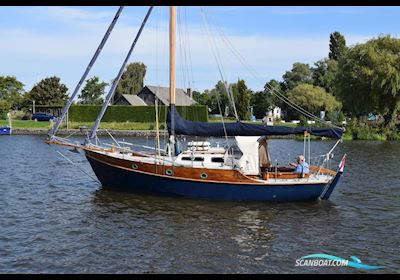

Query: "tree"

xmin=0 ymin=76 xmax=25 ymax=110
xmin=329 ymin=31 xmax=347 ymax=61
xmin=201 ymin=81 xmax=230 ymax=115
xmin=249 ymin=79 xmax=279 ymax=119
xmin=264 ymin=79 xmax=284 ymax=107
xmin=24 ymin=76 xmax=69 ymax=106
xmin=214 ymin=81 xmax=230 ymax=115
xmin=312 ymin=58 xmax=338 ymax=94
xmin=78 ymin=76 xmax=108 ymax=105
xmin=335 ymin=35 xmax=400 ymax=127
xmin=114 ymin=62 xmax=146 ymax=102
xmin=193 ymin=90 xmax=209 ymax=106
xmin=251 ymin=91 xmax=272 ymax=119
xmin=282 ymin=63 xmax=313 ymax=91
xmin=203 ymin=90 xmax=214 ymax=113
xmin=232 ymin=79 xmax=251 ymax=120
xmin=287 ymin=84 xmax=342 ymax=119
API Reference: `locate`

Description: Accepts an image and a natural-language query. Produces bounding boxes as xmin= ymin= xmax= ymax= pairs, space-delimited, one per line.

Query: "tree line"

xmin=2 ymin=32 xmax=400 ymax=130
xmin=193 ymin=32 xmax=346 ymax=123
xmin=0 ymin=62 xmax=146 ymax=118
xmin=193 ymin=31 xmax=400 ymax=130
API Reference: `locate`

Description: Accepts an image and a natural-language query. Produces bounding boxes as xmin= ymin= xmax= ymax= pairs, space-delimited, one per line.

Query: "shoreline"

xmin=11 ymin=128 xmax=168 ymax=137
xmin=9 ymin=128 xmax=295 ymax=139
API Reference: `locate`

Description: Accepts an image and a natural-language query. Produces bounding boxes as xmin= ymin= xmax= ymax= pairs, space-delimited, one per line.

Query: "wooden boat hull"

xmin=85 ymin=150 xmax=331 ymax=202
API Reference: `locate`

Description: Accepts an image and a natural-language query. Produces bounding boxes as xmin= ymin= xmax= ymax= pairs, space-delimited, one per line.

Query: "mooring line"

xmin=56 ymin=150 xmax=101 ymax=184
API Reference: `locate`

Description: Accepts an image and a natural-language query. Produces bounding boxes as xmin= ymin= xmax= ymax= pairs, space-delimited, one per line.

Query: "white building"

xmin=267 ymin=106 xmax=282 ymax=119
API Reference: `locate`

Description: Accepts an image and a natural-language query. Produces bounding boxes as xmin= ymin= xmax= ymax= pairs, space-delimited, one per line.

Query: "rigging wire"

xmin=199 ymin=7 xmax=229 ymax=142
xmin=216 ymin=24 xmax=327 ymax=124
xmin=199 ymin=6 xmax=239 ymax=121
xmin=206 ymin=10 xmax=342 ymax=129
xmin=205 ymin=10 xmax=239 ymax=121
xmin=49 ymin=6 xmax=124 ymax=139
xmin=182 ymin=8 xmax=190 ymax=90
xmin=181 ymin=7 xmax=199 ymax=122
xmin=184 ymin=7 xmax=195 ymax=89
xmin=89 ymin=6 xmax=154 ymax=140
xmin=160 ymin=7 xmax=168 ymax=148
xmin=55 ymin=149 xmax=101 ymax=184
xmin=177 ymin=7 xmax=187 ymax=91
xmin=176 ymin=8 xmax=185 ymax=126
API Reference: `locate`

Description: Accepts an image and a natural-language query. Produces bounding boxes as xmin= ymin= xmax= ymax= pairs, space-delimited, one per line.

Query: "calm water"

xmin=0 ymin=135 xmax=399 ymax=273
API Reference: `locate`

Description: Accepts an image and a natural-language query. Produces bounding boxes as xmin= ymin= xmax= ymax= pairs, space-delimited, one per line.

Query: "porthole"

xmin=165 ymin=169 xmax=173 ymax=176
xmin=200 ymin=173 xmax=208 ymax=179
xmin=132 ymin=163 xmax=138 ymax=169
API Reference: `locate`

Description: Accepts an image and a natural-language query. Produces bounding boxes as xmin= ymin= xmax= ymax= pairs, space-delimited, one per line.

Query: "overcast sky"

xmin=2 ymin=6 xmax=400 ymax=95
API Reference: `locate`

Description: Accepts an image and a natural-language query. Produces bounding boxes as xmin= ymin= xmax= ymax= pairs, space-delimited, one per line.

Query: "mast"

xmin=7 ymin=112 xmax=12 ymax=134
xmin=169 ymin=6 xmax=176 ymax=156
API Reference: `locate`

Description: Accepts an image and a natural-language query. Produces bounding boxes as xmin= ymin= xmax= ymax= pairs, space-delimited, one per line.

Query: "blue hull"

xmin=86 ymin=154 xmax=329 ymax=202
xmin=0 ymin=127 xmax=11 ymax=135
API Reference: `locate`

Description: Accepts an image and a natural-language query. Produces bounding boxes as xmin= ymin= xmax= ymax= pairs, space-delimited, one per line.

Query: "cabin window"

xmin=229 ymin=144 xmax=243 ymax=160
xmin=200 ymin=173 xmax=208 ymax=179
xmin=181 ymin=157 xmax=204 ymax=162
xmin=211 ymin=157 xmax=224 ymax=163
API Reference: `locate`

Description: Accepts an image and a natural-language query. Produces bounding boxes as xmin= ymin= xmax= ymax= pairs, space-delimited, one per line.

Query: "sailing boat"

xmin=0 ymin=112 xmax=12 ymax=135
xmin=46 ymin=6 xmax=346 ymax=202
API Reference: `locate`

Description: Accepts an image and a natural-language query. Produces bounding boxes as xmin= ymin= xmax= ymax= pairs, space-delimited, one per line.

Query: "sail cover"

xmin=167 ymin=109 xmax=344 ymax=139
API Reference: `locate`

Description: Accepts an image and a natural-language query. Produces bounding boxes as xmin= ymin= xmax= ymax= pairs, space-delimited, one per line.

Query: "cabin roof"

xmin=116 ymin=94 xmax=147 ymax=106
xmin=144 ymin=85 xmax=195 ymax=106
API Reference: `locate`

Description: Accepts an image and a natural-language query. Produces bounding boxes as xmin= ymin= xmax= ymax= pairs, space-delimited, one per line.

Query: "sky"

xmin=2 ymin=6 xmax=400 ymax=96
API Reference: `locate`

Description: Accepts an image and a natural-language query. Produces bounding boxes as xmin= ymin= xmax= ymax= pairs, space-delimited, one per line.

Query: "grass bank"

xmin=0 ymin=119 xmax=51 ymax=128
xmin=60 ymin=121 xmax=166 ymax=130
xmin=0 ymin=119 xmax=167 ymax=130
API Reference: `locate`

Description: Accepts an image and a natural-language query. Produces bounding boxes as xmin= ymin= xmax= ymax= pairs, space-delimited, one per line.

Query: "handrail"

xmin=316 ymin=138 xmax=342 ymax=176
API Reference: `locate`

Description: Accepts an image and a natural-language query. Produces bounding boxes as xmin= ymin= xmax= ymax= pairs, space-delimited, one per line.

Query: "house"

xmin=267 ymin=106 xmax=282 ymax=119
xmin=137 ymin=85 xmax=195 ymax=106
xmin=114 ymin=94 xmax=147 ymax=106
xmin=261 ymin=106 xmax=282 ymax=126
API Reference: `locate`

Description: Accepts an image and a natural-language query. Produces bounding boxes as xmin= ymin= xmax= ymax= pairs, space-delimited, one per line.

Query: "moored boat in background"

xmin=0 ymin=112 xmax=12 ymax=135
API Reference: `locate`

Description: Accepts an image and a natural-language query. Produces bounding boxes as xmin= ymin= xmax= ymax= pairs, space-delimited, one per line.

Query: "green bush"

xmin=338 ymin=111 xmax=345 ymax=123
xmin=68 ymin=105 xmax=208 ymax=123
xmin=298 ymin=115 xmax=308 ymax=126
xmin=344 ymin=118 xmax=395 ymax=140
xmin=11 ymin=110 xmax=26 ymax=120
xmin=385 ymin=130 xmax=400 ymax=141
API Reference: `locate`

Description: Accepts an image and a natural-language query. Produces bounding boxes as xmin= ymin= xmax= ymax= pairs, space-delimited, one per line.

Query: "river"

xmin=0 ymin=135 xmax=398 ymax=273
